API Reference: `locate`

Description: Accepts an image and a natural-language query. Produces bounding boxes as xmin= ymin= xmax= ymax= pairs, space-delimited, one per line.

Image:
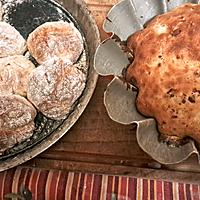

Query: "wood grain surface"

xmin=24 ymin=0 xmax=200 ymax=184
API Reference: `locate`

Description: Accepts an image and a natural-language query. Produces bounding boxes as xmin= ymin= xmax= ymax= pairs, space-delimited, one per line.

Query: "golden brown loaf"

xmin=27 ymin=21 xmax=84 ymax=64
xmin=0 ymin=55 xmax=35 ymax=96
xmin=125 ymin=3 xmax=200 ymax=143
xmin=0 ymin=22 xmax=26 ymax=57
xmin=0 ymin=95 xmax=37 ymax=153
xmin=27 ymin=58 xmax=86 ymax=120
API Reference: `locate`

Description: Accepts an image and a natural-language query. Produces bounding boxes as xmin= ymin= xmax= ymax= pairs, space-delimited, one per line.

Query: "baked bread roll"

xmin=0 ymin=95 xmax=37 ymax=153
xmin=0 ymin=22 xmax=26 ymax=57
xmin=125 ymin=3 xmax=200 ymax=143
xmin=27 ymin=21 xmax=84 ymax=64
xmin=27 ymin=59 xmax=86 ymax=120
xmin=0 ymin=55 xmax=35 ymax=96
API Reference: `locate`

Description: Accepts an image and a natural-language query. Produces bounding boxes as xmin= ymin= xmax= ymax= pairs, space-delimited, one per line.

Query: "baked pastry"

xmin=27 ymin=59 xmax=86 ymax=120
xmin=27 ymin=21 xmax=84 ymax=64
xmin=0 ymin=55 xmax=35 ymax=96
xmin=125 ymin=3 xmax=200 ymax=143
xmin=0 ymin=95 xmax=37 ymax=153
xmin=0 ymin=22 xmax=26 ymax=57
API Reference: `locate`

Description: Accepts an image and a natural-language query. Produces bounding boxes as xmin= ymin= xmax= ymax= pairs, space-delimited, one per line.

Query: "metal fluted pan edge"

xmin=94 ymin=0 xmax=200 ymax=165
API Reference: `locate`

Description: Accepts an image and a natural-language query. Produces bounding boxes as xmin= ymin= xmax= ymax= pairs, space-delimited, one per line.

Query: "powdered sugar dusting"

xmin=27 ymin=59 xmax=86 ymax=120
xmin=0 ymin=55 xmax=35 ymax=96
xmin=27 ymin=21 xmax=84 ymax=64
xmin=0 ymin=1 xmax=2 ymax=21
xmin=0 ymin=22 xmax=26 ymax=57
xmin=0 ymin=94 xmax=36 ymax=153
xmin=2 ymin=0 xmax=25 ymax=22
xmin=55 ymin=6 xmax=65 ymax=20
xmin=0 ymin=95 xmax=36 ymax=129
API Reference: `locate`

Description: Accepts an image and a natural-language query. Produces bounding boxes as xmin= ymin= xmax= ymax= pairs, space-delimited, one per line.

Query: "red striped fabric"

xmin=56 ymin=171 xmax=68 ymax=200
xmin=70 ymin=172 xmax=80 ymax=199
xmin=128 ymin=177 xmax=137 ymax=199
xmin=192 ymin=184 xmax=199 ymax=200
xmin=156 ymin=180 xmax=163 ymax=200
xmin=37 ymin=169 xmax=49 ymax=200
xmin=0 ymin=167 xmax=199 ymax=200
xmin=83 ymin=174 xmax=93 ymax=200
xmin=150 ymin=180 xmax=154 ymax=199
xmin=119 ymin=176 xmax=127 ymax=198
xmin=179 ymin=183 xmax=186 ymax=200
xmin=106 ymin=176 xmax=113 ymax=200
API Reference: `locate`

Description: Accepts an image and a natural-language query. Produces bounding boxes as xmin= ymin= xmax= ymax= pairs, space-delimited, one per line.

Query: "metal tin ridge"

xmin=94 ymin=0 xmax=200 ymax=164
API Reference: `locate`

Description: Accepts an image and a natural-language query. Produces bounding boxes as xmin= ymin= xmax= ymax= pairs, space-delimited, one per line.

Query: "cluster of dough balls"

xmin=0 ymin=20 xmax=85 ymax=153
xmin=0 ymin=22 xmax=36 ymax=153
xmin=26 ymin=21 xmax=86 ymax=120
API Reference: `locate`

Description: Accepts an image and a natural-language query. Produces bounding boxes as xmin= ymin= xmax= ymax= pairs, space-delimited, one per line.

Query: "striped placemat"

xmin=0 ymin=167 xmax=199 ymax=200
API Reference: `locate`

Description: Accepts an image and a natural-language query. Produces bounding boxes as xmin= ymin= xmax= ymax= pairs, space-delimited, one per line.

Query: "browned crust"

xmin=0 ymin=95 xmax=37 ymax=153
xmin=0 ymin=55 xmax=35 ymax=96
xmin=0 ymin=22 xmax=26 ymax=57
xmin=27 ymin=21 xmax=84 ymax=64
xmin=125 ymin=3 xmax=200 ymax=143
xmin=27 ymin=59 xmax=86 ymax=120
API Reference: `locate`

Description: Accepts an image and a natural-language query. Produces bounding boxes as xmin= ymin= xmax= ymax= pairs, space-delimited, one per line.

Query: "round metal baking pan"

xmin=0 ymin=0 xmax=100 ymax=171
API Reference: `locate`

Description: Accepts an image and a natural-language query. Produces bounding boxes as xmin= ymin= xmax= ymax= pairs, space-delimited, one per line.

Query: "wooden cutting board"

xmin=24 ymin=0 xmax=200 ymax=184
